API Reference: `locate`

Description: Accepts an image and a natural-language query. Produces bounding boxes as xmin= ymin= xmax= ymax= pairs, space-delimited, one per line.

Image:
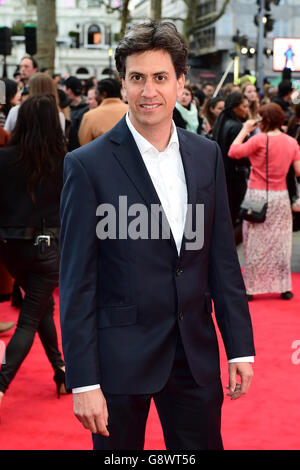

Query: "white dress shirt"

xmin=126 ymin=113 xmax=188 ymax=254
xmin=73 ymin=114 xmax=253 ymax=394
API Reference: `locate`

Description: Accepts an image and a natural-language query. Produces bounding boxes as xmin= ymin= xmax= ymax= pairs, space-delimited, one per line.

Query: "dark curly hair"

xmin=115 ymin=21 xmax=189 ymax=79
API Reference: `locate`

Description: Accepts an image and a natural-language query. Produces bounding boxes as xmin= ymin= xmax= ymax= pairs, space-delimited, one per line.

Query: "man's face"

xmin=122 ymin=49 xmax=184 ymax=134
xmin=86 ymin=88 xmax=98 ymax=109
xmin=203 ymin=84 xmax=214 ymax=98
xmin=19 ymin=58 xmax=37 ymax=81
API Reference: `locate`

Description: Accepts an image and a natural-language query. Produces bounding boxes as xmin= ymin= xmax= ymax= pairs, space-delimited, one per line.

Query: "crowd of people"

xmin=0 ymin=49 xmax=299 ymax=413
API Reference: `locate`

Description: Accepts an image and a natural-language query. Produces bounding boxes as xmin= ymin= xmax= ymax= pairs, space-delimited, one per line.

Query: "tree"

xmin=103 ymin=0 xmax=131 ymax=39
xmin=183 ymin=0 xmax=230 ymax=42
xmin=119 ymin=0 xmax=131 ymax=39
xmin=147 ymin=0 xmax=231 ymax=44
xmin=150 ymin=0 xmax=162 ymax=20
xmin=103 ymin=0 xmax=230 ymax=46
xmin=36 ymin=0 xmax=57 ymax=75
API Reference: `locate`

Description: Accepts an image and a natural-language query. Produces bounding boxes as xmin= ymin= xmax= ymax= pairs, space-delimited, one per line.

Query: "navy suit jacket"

xmin=59 ymin=116 xmax=255 ymax=394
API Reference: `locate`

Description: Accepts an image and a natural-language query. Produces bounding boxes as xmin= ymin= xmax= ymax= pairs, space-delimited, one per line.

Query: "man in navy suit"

xmin=59 ymin=21 xmax=255 ymax=450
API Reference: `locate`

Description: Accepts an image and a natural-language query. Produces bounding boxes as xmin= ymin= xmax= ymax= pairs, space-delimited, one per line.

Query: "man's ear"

xmin=177 ymin=74 xmax=185 ymax=99
xmin=121 ymin=79 xmax=127 ymax=101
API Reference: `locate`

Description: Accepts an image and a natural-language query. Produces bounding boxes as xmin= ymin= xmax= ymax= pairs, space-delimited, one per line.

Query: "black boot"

xmin=281 ymin=291 xmax=293 ymax=300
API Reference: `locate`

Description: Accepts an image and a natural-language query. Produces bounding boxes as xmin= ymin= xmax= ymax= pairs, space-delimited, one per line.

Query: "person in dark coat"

xmin=212 ymin=92 xmax=251 ymax=230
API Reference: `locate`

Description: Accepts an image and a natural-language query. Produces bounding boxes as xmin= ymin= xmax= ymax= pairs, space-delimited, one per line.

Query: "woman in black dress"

xmin=0 ymin=95 xmax=69 ymax=408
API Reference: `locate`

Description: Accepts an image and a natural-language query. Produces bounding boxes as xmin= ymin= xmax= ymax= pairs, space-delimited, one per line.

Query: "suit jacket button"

xmin=176 ymin=268 xmax=183 ymax=276
xmin=178 ymin=312 xmax=184 ymax=320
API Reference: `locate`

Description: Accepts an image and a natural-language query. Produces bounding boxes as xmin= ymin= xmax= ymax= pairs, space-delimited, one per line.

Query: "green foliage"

xmin=11 ymin=20 xmax=25 ymax=36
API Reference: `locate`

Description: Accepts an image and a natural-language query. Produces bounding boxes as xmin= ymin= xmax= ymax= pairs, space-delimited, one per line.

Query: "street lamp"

xmin=256 ymin=0 xmax=280 ymax=90
xmin=257 ymin=0 xmax=266 ymax=92
xmin=232 ymin=30 xmax=249 ymax=84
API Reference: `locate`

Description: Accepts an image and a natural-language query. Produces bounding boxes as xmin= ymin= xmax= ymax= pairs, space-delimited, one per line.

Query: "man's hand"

xmin=227 ymin=362 xmax=253 ymax=400
xmin=73 ymin=388 xmax=109 ymax=436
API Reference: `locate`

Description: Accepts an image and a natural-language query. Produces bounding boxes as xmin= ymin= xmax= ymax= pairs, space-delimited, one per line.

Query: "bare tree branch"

xmin=150 ymin=0 xmax=162 ymax=20
xmin=36 ymin=0 xmax=56 ymax=75
xmin=119 ymin=0 xmax=131 ymax=39
xmin=105 ymin=0 xmax=230 ymax=44
xmin=186 ymin=0 xmax=230 ymax=34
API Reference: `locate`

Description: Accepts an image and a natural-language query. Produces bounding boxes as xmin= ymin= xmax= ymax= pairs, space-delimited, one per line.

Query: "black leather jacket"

xmin=214 ymin=117 xmax=250 ymax=180
xmin=0 ymin=145 xmax=63 ymax=238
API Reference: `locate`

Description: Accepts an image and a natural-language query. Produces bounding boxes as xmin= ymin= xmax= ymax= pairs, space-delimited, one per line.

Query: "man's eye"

xmin=132 ymin=75 xmax=142 ymax=81
xmin=156 ymin=75 xmax=166 ymax=81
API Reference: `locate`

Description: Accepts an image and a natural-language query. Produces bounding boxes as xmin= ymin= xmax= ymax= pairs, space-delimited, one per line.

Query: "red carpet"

xmin=0 ymin=274 xmax=300 ymax=450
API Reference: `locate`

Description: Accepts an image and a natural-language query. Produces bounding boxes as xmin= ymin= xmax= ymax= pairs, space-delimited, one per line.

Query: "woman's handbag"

xmin=239 ymin=135 xmax=269 ymax=223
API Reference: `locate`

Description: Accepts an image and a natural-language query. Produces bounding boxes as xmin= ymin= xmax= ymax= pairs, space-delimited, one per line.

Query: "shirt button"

xmin=178 ymin=312 xmax=184 ymax=320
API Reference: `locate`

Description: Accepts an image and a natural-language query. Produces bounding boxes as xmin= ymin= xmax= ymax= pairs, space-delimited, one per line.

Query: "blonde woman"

xmin=241 ymin=82 xmax=260 ymax=121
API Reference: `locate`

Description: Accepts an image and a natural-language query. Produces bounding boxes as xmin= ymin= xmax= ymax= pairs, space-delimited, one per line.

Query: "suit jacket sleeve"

xmin=59 ymin=152 xmax=101 ymax=389
xmin=208 ymin=142 xmax=255 ymax=360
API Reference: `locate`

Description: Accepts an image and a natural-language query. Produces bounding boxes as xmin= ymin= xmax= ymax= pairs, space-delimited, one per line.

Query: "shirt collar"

xmin=125 ymin=112 xmax=179 ymax=157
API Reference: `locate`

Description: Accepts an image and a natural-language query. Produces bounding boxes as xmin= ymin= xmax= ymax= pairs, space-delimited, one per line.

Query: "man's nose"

xmin=141 ymin=79 xmax=157 ymax=99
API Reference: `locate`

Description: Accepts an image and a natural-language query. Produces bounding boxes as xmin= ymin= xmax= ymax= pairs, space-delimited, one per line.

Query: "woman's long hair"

xmin=28 ymin=72 xmax=59 ymax=107
xmin=202 ymin=96 xmax=225 ymax=128
xmin=8 ymin=94 xmax=66 ymax=201
xmin=212 ymin=92 xmax=246 ymax=143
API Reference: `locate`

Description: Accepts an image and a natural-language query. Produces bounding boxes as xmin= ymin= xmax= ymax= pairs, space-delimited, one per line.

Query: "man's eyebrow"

xmin=153 ymin=71 xmax=169 ymax=76
xmin=128 ymin=71 xmax=169 ymax=77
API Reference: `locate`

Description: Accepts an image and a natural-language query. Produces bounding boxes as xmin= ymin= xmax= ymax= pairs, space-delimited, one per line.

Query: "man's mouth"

xmin=140 ymin=104 xmax=161 ymax=109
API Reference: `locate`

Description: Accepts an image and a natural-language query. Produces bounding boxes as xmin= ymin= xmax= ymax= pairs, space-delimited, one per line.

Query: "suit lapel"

xmin=177 ymin=129 xmax=198 ymax=209
xmin=110 ymin=117 xmax=177 ymax=249
xmin=177 ymin=129 xmax=199 ymax=257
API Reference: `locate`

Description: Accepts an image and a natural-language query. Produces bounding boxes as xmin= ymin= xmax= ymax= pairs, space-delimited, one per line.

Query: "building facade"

xmin=1 ymin=0 xmax=299 ymax=82
xmin=0 ymin=0 xmax=121 ymax=78
xmin=133 ymin=0 xmax=300 ymax=84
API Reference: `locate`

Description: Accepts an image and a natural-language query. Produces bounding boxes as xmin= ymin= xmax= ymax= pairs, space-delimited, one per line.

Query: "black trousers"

xmin=92 ymin=333 xmax=224 ymax=451
xmin=0 ymin=238 xmax=64 ymax=394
